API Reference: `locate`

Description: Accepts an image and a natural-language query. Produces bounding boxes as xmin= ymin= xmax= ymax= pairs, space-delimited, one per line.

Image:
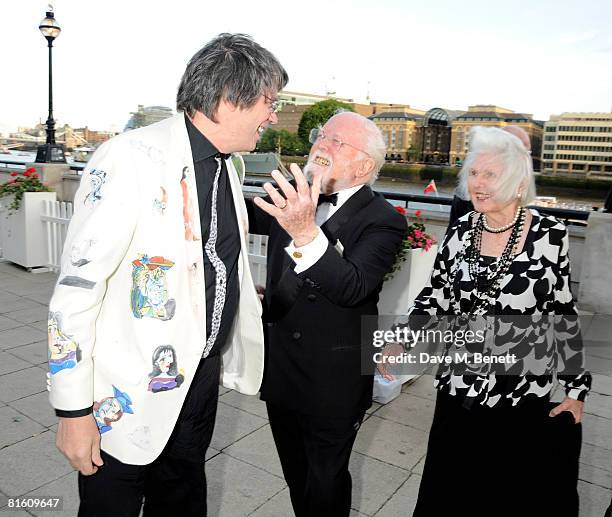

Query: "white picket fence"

xmin=41 ymin=200 xmax=73 ymax=272
xmin=40 ymin=200 xmax=269 ymax=284
xmin=248 ymin=234 xmax=267 ymax=286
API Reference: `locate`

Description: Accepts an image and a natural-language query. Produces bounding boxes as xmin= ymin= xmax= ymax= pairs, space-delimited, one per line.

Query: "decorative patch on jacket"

xmin=152 ymin=186 xmax=168 ymax=215
xmin=84 ymin=169 xmax=107 ymax=206
xmin=130 ymin=140 xmax=164 ymax=164
xmin=128 ymin=426 xmax=151 ymax=450
xmin=93 ymin=385 xmax=134 ymax=434
xmin=131 ymin=254 xmax=176 ymax=320
xmin=59 ymin=276 xmax=96 ymax=289
xmin=147 ymin=345 xmax=185 ymax=393
xmin=48 ymin=311 xmax=81 ymax=375
xmin=181 ymin=167 xmax=201 ymax=241
xmin=70 ymin=239 xmax=95 ymax=267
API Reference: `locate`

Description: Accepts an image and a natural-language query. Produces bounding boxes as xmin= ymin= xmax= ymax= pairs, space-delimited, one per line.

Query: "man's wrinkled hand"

xmin=253 ymin=164 xmax=321 ymax=247
xmin=56 ymin=414 xmax=104 ymax=475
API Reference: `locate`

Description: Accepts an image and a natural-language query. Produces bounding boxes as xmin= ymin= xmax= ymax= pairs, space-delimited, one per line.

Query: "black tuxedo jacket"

xmin=247 ymin=185 xmax=407 ymax=418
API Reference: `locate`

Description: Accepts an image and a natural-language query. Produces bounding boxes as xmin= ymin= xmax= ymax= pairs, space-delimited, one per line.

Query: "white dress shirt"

xmin=285 ymin=184 xmax=365 ymax=274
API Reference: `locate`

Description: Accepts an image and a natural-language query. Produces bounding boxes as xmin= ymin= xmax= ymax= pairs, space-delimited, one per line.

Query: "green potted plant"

xmin=0 ymin=167 xmax=52 ymax=212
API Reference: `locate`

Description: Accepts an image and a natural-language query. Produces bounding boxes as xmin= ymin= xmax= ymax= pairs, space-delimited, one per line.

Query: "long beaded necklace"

xmin=450 ymin=208 xmax=526 ymax=318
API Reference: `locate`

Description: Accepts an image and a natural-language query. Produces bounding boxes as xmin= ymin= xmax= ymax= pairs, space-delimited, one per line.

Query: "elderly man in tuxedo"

xmin=248 ymin=111 xmax=407 ymax=516
xmin=48 ymin=34 xmax=287 ymax=517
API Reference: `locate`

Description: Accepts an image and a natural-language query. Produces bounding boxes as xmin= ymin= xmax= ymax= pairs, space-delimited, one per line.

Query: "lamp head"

xmin=39 ymin=5 xmax=61 ymax=41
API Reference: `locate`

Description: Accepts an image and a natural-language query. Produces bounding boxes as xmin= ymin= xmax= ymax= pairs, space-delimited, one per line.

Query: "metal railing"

xmin=0 ymin=159 xmax=28 ymax=170
xmin=243 ymin=179 xmax=590 ymax=227
xmin=0 ymin=158 xmax=85 ymax=173
xmin=11 ymin=180 xmax=594 ymax=272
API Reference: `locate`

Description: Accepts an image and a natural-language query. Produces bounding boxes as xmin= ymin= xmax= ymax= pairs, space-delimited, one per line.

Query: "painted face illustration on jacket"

xmin=131 ymin=255 xmax=176 ymax=321
xmin=147 ymin=345 xmax=184 ymax=393
xmin=93 ymin=386 xmax=134 ymax=434
xmin=48 ymin=311 xmax=82 ymax=375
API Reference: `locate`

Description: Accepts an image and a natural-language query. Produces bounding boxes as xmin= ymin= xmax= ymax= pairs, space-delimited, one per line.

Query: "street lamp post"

xmin=35 ymin=5 xmax=66 ymax=163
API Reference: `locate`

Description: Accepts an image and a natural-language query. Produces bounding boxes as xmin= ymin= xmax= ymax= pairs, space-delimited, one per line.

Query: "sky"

xmin=2 ymin=0 xmax=611 ymax=134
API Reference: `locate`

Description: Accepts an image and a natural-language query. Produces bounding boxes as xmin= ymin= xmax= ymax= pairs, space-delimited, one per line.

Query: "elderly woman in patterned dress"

xmin=386 ymin=126 xmax=591 ymax=517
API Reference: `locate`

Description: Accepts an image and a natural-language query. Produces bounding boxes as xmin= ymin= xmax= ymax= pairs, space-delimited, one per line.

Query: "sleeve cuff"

xmin=564 ymin=387 xmax=588 ymax=402
xmin=55 ymin=406 xmax=94 ymax=418
xmin=285 ymin=228 xmax=328 ymax=274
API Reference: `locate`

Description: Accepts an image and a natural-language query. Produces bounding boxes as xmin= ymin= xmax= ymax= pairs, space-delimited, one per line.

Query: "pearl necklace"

xmin=483 ymin=206 xmax=521 ymax=233
xmin=447 ymin=208 xmax=526 ymax=319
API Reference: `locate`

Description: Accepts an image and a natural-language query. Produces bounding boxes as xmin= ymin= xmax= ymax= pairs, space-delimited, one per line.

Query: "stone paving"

xmin=0 ymin=260 xmax=610 ymax=516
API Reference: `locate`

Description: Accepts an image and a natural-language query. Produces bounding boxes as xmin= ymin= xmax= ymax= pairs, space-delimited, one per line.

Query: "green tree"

xmin=279 ymin=130 xmax=306 ymax=155
xmin=257 ymin=129 xmax=306 ymax=155
xmin=256 ymin=128 xmax=278 ymax=152
xmin=297 ymin=100 xmax=354 ymax=148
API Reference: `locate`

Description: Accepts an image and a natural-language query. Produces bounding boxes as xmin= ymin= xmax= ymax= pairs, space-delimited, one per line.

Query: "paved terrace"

xmin=0 ymin=260 xmax=610 ymax=517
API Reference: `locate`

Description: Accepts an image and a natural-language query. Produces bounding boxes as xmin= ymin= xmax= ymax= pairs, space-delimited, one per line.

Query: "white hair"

xmin=329 ymin=110 xmax=386 ymax=184
xmin=457 ymin=126 xmax=536 ymax=205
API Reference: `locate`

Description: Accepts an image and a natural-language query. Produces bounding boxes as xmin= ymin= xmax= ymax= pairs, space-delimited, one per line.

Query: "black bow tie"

xmin=216 ymin=152 xmax=231 ymax=160
xmin=318 ymin=193 xmax=338 ymax=206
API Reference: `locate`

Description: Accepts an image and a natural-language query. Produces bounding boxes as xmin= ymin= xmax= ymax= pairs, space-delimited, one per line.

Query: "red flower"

xmin=25 ymin=167 xmax=37 ymax=174
xmin=395 ymin=206 xmax=407 ymax=216
xmin=7 ymin=179 xmax=16 ymax=184
xmin=32 ymin=173 xmax=39 ymax=179
xmin=23 ymin=170 xmax=32 ymax=177
xmin=10 ymin=172 xmax=18 ymax=177
xmin=415 ymin=210 xmax=422 ymax=218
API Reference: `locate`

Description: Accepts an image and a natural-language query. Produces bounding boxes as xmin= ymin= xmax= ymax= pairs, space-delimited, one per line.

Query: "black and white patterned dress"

xmin=407 ymin=208 xmax=591 ymax=406
xmin=411 ymin=209 xmax=591 ymax=517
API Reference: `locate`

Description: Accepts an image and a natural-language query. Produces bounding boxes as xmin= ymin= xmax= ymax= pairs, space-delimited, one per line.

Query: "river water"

xmin=246 ymin=174 xmax=606 ymax=212
xmin=373 ymin=178 xmax=606 ymax=211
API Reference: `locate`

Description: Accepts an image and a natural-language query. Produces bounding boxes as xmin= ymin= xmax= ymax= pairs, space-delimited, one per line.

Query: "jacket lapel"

xmin=321 ymin=185 xmax=374 ymax=244
xmin=168 ymin=115 xmax=208 ymax=343
xmin=225 ymin=154 xmax=251 ymax=289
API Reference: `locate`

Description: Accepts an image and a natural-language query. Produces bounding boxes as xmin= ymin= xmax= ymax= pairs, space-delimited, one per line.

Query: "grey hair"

xmin=457 ymin=126 xmax=536 ymax=205
xmin=327 ymin=111 xmax=386 ymax=184
xmin=176 ymin=33 xmax=288 ymax=122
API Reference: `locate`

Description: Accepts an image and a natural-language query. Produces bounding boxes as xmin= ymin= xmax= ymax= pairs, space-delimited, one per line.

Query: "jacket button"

xmin=292 ymin=332 xmax=301 ymax=340
xmin=307 ymin=294 xmax=316 ymax=302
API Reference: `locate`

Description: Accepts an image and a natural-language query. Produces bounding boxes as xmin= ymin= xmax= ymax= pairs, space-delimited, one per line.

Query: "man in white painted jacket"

xmin=47 ymin=33 xmax=287 ymax=517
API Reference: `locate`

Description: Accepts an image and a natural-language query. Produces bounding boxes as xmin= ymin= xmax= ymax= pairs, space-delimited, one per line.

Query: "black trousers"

xmin=266 ymin=403 xmax=364 ymax=517
xmin=413 ymin=390 xmax=582 ymax=517
xmin=78 ymin=354 xmax=221 ymax=517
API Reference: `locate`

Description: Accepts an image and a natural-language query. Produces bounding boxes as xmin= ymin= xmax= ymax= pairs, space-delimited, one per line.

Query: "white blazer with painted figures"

xmin=47 ymin=113 xmax=264 ymax=465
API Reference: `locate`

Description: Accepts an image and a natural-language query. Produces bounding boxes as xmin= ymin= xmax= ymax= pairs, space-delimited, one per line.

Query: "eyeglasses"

xmin=308 ymin=126 xmax=370 ymax=156
xmin=264 ymin=95 xmax=281 ymax=114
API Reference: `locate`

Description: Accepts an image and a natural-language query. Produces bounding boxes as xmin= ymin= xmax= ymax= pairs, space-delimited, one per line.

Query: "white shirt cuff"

xmin=285 ymin=228 xmax=328 ymax=274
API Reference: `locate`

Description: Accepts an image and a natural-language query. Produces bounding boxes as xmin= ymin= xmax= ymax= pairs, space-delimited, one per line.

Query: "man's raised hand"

xmin=253 ymin=163 xmax=322 ymax=247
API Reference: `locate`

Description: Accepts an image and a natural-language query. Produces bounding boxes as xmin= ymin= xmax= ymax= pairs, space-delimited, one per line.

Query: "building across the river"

xmin=541 ymin=112 xmax=612 ymax=178
xmin=449 ymin=105 xmax=544 ymax=169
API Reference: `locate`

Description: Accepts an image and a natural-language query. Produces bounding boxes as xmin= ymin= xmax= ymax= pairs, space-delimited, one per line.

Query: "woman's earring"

xmin=516 ymin=191 xmax=522 ymax=199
